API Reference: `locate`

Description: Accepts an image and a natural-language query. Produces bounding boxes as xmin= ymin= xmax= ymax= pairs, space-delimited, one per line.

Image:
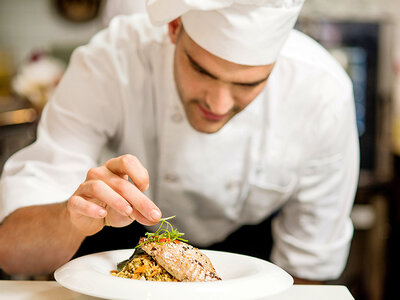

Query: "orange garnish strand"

xmin=149 ymin=270 xmax=159 ymax=277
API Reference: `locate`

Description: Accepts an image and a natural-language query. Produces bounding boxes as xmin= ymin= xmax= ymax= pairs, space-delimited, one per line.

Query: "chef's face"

xmin=169 ymin=19 xmax=274 ymax=134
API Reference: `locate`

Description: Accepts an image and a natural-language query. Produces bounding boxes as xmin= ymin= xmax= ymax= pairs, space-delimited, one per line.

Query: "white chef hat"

xmin=146 ymin=0 xmax=304 ymax=66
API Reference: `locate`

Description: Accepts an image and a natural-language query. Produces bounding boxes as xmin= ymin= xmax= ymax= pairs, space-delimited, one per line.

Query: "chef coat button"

xmin=164 ymin=173 xmax=179 ymax=183
xmin=226 ymin=180 xmax=240 ymax=190
xmin=171 ymin=112 xmax=183 ymax=123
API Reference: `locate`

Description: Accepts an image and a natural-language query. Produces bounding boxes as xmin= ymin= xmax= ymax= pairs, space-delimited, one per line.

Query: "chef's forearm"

xmin=0 ymin=202 xmax=85 ymax=275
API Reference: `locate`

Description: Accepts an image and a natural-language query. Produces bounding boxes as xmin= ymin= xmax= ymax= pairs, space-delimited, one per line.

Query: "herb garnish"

xmin=136 ymin=215 xmax=188 ymax=248
xmin=117 ymin=216 xmax=188 ymax=271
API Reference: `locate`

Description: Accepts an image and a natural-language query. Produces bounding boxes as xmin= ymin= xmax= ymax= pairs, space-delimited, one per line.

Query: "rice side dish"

xmin=111 ymin=253 xmax=178 ymax=281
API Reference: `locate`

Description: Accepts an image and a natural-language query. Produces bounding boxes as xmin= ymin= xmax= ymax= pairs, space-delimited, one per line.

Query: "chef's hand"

xmin=67 ymin=154 xmax=162 ymax=236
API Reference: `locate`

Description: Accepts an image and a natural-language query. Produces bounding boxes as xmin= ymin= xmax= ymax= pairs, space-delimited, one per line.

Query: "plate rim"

xmin=54 ymin=249 xmax=293 ymax=300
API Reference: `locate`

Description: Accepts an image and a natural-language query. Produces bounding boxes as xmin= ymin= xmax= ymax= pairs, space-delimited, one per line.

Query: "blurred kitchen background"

xmin=0 ymin=1 xmax=399 ymax=299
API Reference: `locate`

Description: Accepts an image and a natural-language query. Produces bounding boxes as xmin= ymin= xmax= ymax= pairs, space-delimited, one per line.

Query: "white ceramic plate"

xmin=54 ymin=249 xmax=293 ymax=300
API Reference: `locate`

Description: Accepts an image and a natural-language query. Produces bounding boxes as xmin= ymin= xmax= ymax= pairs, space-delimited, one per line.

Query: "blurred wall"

xmin=0 ymin=0 xmax=104 ymax=65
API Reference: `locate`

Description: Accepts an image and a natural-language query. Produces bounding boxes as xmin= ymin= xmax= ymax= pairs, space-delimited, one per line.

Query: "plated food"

xmin=55 ymin=246 xmax=294 ymax=299
xmin=111 ymin=216 xmax=221 ymax=282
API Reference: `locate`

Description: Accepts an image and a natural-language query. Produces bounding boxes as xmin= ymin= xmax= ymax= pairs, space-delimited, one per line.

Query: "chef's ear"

xmin=168 ymin=18 xmax=183 ymax=44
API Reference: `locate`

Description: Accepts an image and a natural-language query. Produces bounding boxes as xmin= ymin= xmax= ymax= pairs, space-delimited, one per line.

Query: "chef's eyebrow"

xmin=185 ymin=51 xmax=269 ymax=87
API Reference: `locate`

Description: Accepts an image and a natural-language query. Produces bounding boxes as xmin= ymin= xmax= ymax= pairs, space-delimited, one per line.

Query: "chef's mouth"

xmin=196 ymin=103 xmax=230 ymax=121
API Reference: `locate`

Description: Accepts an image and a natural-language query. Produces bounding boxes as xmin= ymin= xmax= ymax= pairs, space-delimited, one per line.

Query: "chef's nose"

xmin=205 ymin=83 xmax=234 ymax=115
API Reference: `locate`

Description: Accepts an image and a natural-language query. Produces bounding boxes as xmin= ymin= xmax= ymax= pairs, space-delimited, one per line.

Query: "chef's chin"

xmin=185 ymin=108 xmax=231 ymax=134
xmin=189 ymin=119 xmax=226 ymax=134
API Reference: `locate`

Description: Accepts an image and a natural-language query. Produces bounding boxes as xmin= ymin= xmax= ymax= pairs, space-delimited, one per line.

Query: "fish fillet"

xmin=140 ymin=237 xmax=221 ymax=282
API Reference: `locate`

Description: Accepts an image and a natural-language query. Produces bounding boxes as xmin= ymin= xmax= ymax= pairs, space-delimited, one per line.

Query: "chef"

xmin=0 ymin=0 xmax=359 ymax=284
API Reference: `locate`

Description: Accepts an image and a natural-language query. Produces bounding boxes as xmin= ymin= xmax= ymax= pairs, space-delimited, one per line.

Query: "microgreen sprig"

xmin=136 ymin=216 xmax=188 ymax=248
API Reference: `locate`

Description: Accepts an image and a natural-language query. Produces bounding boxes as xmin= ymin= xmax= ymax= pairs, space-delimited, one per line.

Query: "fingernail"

xmin=125 ymin=206 xmax=133 ymax=216
xmin=150 ymin=209 xmax=161 ymax=221
xmin=99 ymin=209 xmax=107 ymax=218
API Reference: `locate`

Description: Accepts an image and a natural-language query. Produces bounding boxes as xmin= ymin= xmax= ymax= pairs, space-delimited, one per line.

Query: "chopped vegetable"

xmin=133 ymin=266 xmax=147 ymax=274
xmin=117 ymin=247 xmax=146 ymax=271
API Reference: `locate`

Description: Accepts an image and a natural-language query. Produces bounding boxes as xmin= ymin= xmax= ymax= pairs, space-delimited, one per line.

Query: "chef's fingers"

xmin=68 ymin=194 xmax=107 ymax=219
xmin=69 ymin=191 xmax=154 ymax=226
xmin=105 ymin=154 xmax=149 ymax=192
xmin=86 ymin=165 xmax=161 ymax=224
xmin=125 ymin=207 xmax=159 ymax=226
xmin=103 ymin=170 xmax=161 ymax=224
xmin=79 ymin=180 xmax=134 ymax=217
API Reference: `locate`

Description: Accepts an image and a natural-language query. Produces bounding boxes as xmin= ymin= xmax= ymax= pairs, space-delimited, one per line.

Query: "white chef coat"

xmin=0 ymin=14 xmax=359 ymax=280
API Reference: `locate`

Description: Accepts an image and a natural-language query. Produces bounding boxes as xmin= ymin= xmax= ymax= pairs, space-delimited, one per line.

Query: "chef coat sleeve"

xmin=0 ymin=22 xmax=129 ymax=223
xmin=270 ymin=77 xmax=360 ymax=280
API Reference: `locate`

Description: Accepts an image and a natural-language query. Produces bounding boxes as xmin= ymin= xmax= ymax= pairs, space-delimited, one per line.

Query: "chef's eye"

xmin=192 ymin=64 xmax=216 ymax=79
xmin=187 ymin=53 xmax=218 ymax=80
xmin=235 ymin=80 xmax=265 ymax=88
xmin=193 ymin=65 xmax=206 ymax=75
xmin=236 ymin=83 xmax=258 ymax=88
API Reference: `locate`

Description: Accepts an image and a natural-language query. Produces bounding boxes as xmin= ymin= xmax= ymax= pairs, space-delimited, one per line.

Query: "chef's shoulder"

xmin=276 ymin=30 xmax=356 ymax=156
xmin=279 ymin=29 xmax=353 ymax=98
xmin=69 ymin=13 xmax=167 ymax=75
xmin=92 ymin=14 xmax=167 ymax=49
